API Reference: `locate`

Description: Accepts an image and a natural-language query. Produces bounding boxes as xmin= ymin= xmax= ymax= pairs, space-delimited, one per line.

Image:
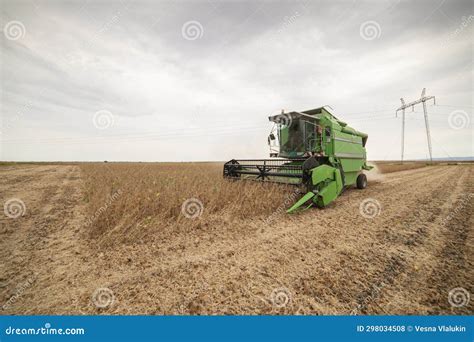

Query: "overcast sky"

xmin=0 ymin=0 xmax=472 ymax=162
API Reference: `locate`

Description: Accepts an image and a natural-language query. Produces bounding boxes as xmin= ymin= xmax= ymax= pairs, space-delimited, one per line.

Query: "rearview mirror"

xmin=268 ymin=133 xmax=275 ymax=145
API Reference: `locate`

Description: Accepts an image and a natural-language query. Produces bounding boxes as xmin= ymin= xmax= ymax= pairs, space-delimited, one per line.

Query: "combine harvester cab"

xmin=223 ymin=106 xmax=372 ymax=213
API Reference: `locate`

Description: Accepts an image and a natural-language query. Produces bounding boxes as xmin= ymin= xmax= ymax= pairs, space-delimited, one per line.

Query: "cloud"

xmin=1 ymin=0 xmax=472 ymax=161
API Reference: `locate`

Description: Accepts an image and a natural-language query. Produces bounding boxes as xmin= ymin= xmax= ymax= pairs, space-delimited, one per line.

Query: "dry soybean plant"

xmin=79 ymin=163 xmax=292 ymax=245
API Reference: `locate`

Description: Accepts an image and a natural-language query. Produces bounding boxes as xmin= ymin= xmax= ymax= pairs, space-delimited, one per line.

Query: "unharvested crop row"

xmin=79 ymin=163 xmax=293 ymax=245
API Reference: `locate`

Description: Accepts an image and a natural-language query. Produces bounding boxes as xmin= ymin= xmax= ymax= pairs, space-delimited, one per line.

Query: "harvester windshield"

xmin=271 ymin=113 xmax=319 ymax=158
xmin=280 ymin=120 xmax=305 ymax=157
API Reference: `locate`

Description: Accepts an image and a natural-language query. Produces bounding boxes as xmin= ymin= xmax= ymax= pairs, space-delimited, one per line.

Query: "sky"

xmin=0 ymin=0 xmax=472 ymax=162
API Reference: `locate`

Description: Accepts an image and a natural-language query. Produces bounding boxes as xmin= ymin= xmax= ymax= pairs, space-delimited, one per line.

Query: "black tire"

xmin=302 ymin=157 xmax=319 ymax=186
xmin=302 ymin=156 xmax=319 ymax=172
xmin=356 ymin=173 xmax=367 ymax=189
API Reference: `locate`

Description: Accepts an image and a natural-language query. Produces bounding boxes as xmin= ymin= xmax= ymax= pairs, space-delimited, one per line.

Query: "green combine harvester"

xmin=223 ymin=106 xmax=373 ymax=213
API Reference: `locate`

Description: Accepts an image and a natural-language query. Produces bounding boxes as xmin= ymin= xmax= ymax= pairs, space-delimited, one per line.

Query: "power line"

xmin=430 ymin=104 xmax=474 ymax=109
xmin=396 ymin=88 xmax=436 ymax=163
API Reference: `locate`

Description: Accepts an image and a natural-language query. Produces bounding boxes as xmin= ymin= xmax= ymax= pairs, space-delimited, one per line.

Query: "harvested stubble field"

xmin=0 ymin=162 xmax=472 ymax=315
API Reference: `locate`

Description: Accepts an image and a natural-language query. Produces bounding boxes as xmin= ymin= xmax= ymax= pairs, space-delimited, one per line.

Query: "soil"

xmin=0 ymin=164 xmax=472 ymax=314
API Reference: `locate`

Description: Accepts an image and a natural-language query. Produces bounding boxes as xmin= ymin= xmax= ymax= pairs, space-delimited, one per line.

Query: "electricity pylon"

xmin=396 ymin=88 xmax=436 ymax=163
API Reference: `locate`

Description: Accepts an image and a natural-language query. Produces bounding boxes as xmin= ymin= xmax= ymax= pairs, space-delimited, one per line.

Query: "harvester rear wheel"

xmin=356 ymin=173 xmax=367 ymax=189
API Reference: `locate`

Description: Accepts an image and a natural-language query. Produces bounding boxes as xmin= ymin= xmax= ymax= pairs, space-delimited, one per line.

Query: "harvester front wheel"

xmin=356 ymin=173 xmax=367 ymax=189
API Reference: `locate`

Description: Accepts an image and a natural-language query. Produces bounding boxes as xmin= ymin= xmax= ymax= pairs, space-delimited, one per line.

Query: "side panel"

xmin=342 ymin=170 xmax=358 ymax=186
xmin=333 ymin=130 xmax=367 ymax=186
xmin=331 ymin=128 xmax=367 ymax=182
xmin=333 ymin=131 xmax=365 ymax=162
xmin=340 ymin=158 xmax=365 ymax=173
